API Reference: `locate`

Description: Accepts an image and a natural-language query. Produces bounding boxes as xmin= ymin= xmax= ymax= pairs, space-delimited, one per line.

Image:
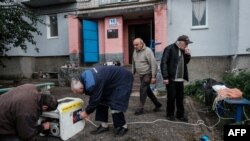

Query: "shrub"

xmin=184 ymin=80 xmax=205 ymax=102
xmin=222 ymin=69 xmax=250 ymax=99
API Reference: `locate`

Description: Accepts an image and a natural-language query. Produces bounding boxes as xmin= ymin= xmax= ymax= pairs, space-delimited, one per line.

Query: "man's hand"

xmin=42 ymin=122 xmax=50 ymax=130
xmin=151 ymin=78 xmax=156 ymax=84
xmin=185 ymin=48 xmax=190 ymax=55
xmin=163 ymin=79 xmax=169 ymax=85
xmin=80 ymin=111 xmax=90 ymax=120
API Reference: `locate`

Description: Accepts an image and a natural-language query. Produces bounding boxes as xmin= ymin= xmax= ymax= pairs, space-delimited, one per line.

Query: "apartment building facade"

xmin=1 ymin=0 xmax=167 ymax=78
xmin=1 ymin=0 xmax=250 ymax=81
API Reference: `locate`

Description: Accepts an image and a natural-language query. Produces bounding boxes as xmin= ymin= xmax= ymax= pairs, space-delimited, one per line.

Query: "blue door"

xmin=82 ymin=20 xmax=99 ymax=63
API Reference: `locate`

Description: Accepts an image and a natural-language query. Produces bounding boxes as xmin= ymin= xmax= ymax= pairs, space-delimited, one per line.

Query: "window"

xmin=47 ymin=15 xmax=58 ymax=38
xmin=192 ymin=0 xmax=207 ymax=28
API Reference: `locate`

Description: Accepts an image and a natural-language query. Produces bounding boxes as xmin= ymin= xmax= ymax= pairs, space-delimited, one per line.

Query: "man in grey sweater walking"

xmin=132 ymin=38 xmax=162 ymax=115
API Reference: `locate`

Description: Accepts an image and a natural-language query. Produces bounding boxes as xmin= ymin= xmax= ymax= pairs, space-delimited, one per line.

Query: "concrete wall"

xmin=0 ymin=56 xmax=68 ymax=79
xmin=34 ymin=56 xmax=69 ymax=72
xmin=188 ymin=57 xmax=231 ymax=82
xmin=232 ymin=55 xmax=250 ymax=71
xmin=188 ymin=55 xmax=250 ymax=82
xmin=0 ymin=57 xmax=35 ymax=79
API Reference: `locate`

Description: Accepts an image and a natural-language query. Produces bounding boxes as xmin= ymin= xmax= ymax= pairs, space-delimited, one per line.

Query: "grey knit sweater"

xmin=132 ymin=45 xmax=158 ymax=77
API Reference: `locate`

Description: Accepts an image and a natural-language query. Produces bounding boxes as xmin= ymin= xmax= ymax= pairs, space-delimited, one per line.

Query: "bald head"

xmin=71 ymin=79 xmax=84 ymax=94
xmin=133 ymin=38 xmax=144 ymax=51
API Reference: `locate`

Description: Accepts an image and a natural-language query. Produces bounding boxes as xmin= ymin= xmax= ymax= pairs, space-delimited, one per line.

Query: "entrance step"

xmin=123 ymin=65 xmax=140 ymax=92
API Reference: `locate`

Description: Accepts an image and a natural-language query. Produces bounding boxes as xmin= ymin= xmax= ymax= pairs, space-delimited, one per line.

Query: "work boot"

xmin=90 ymin=125 xmax=109 ymax=135
xmin=166 ymin=115 xmax=175 ymax=121
xmin=114 ymin=127 xmax=128 ymax=137
xmin=176 ymin=116 xmax=188 ymax=122
xmin=153 ymin=103 xmax=162 ymax=112
xmin=134 ymin=108 xmax=144 ymax=115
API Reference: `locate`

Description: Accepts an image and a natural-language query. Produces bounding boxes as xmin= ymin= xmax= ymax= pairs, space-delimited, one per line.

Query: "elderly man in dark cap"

xmin=0 ymin=84 xmax=58 ymax=141
xmin=160 ymin=35 xmax=193 ymax=122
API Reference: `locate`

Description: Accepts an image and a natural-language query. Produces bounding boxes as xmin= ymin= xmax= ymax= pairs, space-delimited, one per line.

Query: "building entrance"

xmin=128 ymin=23 xmax=153 ymax=64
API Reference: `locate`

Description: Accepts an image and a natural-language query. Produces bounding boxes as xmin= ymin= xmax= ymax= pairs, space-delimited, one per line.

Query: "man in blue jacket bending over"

xmin=71 ymin=66 xmax=134 ymax=137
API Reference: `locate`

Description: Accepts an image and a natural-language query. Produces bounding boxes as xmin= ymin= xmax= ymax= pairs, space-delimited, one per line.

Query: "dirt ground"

xmin=39 ymin=86 xmax=225 ymax=141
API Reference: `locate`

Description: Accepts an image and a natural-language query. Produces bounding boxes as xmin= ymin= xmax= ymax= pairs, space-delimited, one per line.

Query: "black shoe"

xmin=176 ymin=116 xmax=188 ymax=122
xmin=134 ymin=109 xmax=144 ymax=115
xmin=153 ymin=103 xmax=162 ymax=112
xmin=114 ymin=127 xmax=128 ymax=137
xmin=90 ymin=125 xmax=109 ymax=135
xmin=166 ymin=115 xmax=175 ymax=121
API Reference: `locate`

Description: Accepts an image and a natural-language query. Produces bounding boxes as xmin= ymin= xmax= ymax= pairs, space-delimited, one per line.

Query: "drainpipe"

xmin=230 ymin=1 xmax=240 ymax=70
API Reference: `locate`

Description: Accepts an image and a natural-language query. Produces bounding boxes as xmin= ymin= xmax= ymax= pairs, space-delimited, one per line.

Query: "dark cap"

xmin=177 ymin=35 xmax=193 ymax=44
xmin=40 ymin=94 xmax=58 ymax=111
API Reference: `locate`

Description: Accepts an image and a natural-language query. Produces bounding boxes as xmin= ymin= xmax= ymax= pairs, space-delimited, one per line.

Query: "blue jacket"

xmin=80 ymin=66 xmax=134 ymax=114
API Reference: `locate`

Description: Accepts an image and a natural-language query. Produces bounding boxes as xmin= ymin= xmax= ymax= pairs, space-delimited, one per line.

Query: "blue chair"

xmin=224 ymin=98 xmax=250 ymax=124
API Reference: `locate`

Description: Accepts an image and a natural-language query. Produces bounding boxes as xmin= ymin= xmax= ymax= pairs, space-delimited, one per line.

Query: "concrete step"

xmin=123 ymin=65 xmax=141 ymax=92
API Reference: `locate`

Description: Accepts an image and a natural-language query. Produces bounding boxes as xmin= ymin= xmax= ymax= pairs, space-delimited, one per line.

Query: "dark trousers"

xmin=95 ymin=104 xmax=126 ymax=128
xmin=0 ymin=137 xmax=23 ymax=141
xmin=166 ymin=81 xmax=184 ymax=117
xmin=139 ymin=74 xmax=161 ymax=108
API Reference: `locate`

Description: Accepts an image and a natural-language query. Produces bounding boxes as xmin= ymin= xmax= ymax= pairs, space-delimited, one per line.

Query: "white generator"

xmin=38 ymin=97 xmax=85 ymax=140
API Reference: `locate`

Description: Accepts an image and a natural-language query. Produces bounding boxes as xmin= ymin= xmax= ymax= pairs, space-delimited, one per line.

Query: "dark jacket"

xmin=0 ymin=84 xmax=43 ymax=140
xmin=80 ymin=66 xmax=134 ymax=114
xmin=160 ymin=43 xmax=191 ymax=81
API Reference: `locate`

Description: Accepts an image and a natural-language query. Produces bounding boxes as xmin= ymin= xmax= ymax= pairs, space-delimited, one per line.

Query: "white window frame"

xmin=46 ymin=14 xmax=58 ymax=39
xmin=191 ymin=0 xmax=208 ymax=30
